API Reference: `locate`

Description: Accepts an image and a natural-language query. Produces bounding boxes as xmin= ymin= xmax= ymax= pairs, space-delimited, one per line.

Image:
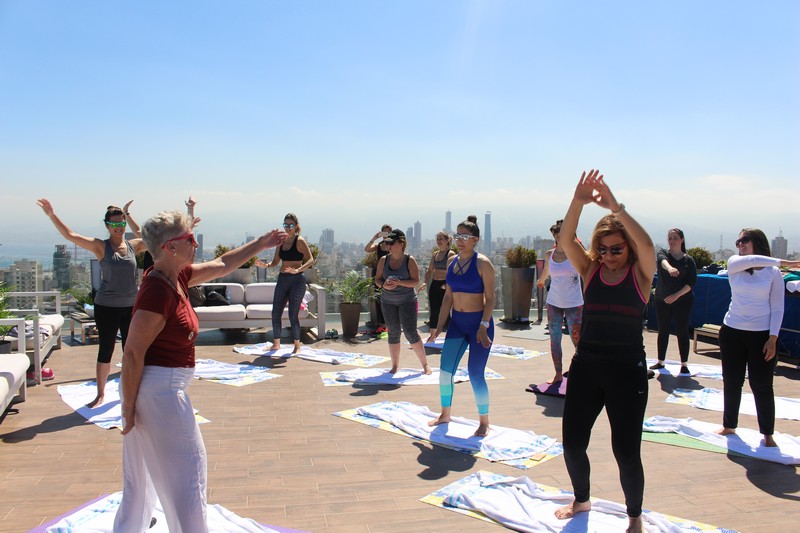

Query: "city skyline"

xmin=1 ymin=2 xmax=798 ymax=254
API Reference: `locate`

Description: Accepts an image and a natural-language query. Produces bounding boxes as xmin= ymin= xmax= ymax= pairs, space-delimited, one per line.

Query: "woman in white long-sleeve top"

xmin=717 ymin=229 xmax=800 ymax=447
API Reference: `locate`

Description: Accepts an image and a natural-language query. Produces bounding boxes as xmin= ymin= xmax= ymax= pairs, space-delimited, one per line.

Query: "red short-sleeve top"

xmin=134 ymin=266 xmax=199 ymax=368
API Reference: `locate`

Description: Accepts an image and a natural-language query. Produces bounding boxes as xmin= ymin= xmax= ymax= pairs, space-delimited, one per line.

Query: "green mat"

xmin=642 ymin=431 xmax=749 ymax=458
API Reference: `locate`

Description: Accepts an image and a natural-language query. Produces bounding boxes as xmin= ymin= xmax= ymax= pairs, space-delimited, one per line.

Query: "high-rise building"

xmin=320 ymin=228 xmax=335 ymax=254
xmin=196 ymin=233 xmax=204 ymax=262
xmin=4 ymin=260 xmax=41 ymax=308
xmin=53 ymin=244 xmax=71 ymax=289
xmin=445 ymin=210 xmax=452 ymax=233
xmin=413 ymin=221 xmax=422 ymax=250
xmin=484 ymin=211 xmax=493 ymax=254
xmin=772 ymin=230 xmax=788 ymax=259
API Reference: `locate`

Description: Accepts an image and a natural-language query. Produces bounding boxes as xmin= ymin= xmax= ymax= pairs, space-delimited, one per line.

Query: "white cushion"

xmin=1 ymin=315 xmax=65 ymax=350
xmin=244 ymin=283 xmax=276 ymax=304
xmin=193 ymin=304 xmax=247 ymax=321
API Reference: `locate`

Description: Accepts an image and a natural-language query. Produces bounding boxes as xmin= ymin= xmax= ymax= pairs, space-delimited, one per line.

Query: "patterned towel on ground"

xmin=233 ymin=343 xmax=389 ymax=367
xmin=57 ymin=378 xmax=209 ymax=430
xmin=334 ymin=401 xmax=561 ymax=468
xmin=526 ymin=378 xmax=568 ymax=397
xmin=643 ymin=415 xmax=800 ymax=465
xmin=423 ymin=338 xmax=545 ymax=360
xmin=646 ymin=359 xmax=724 ymax=380
xmin=34 ymin=491 xmax=295 ymax=532
xmin=421 ymin=470 xmax=733 ymax=533
xmin=193 ymin=359 xmax=282 ymax=386
xmin=320 ymin=366 xmax=503 ymax=387
xmin=666 ymin=387 xmax=800 ymax=420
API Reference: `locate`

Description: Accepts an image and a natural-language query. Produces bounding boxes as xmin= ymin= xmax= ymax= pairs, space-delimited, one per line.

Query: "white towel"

xmin=670 ymin=387 xmax=800 ymax=421
xmin=332 ymin=367 xmax=458 ymax=386
xmin=643 ymin=415 xmax=800 ymax=465
xmin=646 ymin=359 xmax=724 ymax=380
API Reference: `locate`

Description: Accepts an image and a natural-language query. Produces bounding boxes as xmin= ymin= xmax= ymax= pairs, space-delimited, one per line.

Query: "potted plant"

xmin=304 ymin=244 xmax=322 ymax=284
xmin=501 ymin=245 xmax=538 ymax=323
xmin=332 ymin=271 xmax=374 ymax=338
xmin=214 ymin=244 xmax=256 ymax=284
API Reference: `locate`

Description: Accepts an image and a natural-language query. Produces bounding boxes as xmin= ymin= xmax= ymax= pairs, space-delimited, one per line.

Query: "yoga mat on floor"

xmin=57 ymin=378 xmax=209 ymax=430
xmin=666 ymin=388 xmax=800 ymax=420
xmin=320 ymin=366 xmax=503 ymax=387
xmin=646 ymin=359 xmax=725 ymax=380
xmin=194 ymin=359 xmax=282 ymax=386
xmin=525 ymin=377 xmax=567 ymax=397
xmin=643 ymin=416 xmax=800 ymax=465
xmin=421 ymin=470 xmax=735 ymax=533
xmin=233 ymin=344 xmax=389 ymax=366
xmin=333 ymin=401 xmax=561 ymax=469
xmin=28 ymin=491 xmax=308 ymax=532
xmin=422 ymin=338 xmax=546 ymax=360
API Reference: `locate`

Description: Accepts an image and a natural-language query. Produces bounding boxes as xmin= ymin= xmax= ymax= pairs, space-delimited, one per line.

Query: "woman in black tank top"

xmin=554 ymin=170 xmax=656 ymax=532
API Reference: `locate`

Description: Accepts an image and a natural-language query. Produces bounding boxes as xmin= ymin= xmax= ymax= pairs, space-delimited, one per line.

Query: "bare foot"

xmin=626 ymin=515 xmax=644 ymax=533
xmin=86 ymin=394 xmax=104 ymax=409
xmin=269 ymin=343 xmax=280 ymax=352
xmin=422 ymin=364 xmax=432 ymax=375
xmin=547 ymin=373 xmax=563 ymax=384
xmin=764 ymin=435 xmax=778 ymax=447
xmin=428 ymin=414 xmax=450 ymax=427
xmin=389 ymin=366 xmax=399 ymax=374
xmin=716 ymin=427 xmax=736 ymax=436
xmin=554 ymin=499 xmax=591 ymax=519
xmin=474 ymin=423 xmax=490 ymax=437
xmin=292 ymin=344 xmax=301 ymax=354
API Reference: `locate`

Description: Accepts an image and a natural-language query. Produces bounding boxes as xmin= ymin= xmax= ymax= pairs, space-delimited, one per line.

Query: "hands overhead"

xmin=574 ymin=170 xmax=622 ymax=213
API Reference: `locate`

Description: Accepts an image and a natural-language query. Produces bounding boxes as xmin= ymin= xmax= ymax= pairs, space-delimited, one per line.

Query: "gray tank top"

xmin=93 ymin=240 xmax=139 ymax=307
xmin=380 ymin=254 xmax=417 ymax=305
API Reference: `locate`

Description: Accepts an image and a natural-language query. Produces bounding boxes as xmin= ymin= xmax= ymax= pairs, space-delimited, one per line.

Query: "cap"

xmin=383 ymin=229 xmax=406 ymax=243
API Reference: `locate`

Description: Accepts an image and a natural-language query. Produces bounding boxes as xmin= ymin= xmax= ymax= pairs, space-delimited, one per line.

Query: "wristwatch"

xmin=479 ymin=320 xmax=490 ymax=328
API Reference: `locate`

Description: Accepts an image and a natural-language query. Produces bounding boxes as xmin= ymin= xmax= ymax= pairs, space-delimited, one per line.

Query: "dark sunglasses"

xmin=282 ymin=223 xmax=296 ymax=229
xmin=597 ymin=243 xmax=627 ymax=256
xmin=735 ymin=236 xmax=751 ymax=247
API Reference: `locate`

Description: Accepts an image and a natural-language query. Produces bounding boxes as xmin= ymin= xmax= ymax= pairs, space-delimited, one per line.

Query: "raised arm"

xmin=560 ymin=171 xmax=597 ymax=279
xmin=185 ymin=196 xmax=201 ymax=228
xmin=122 ymin=200 xmax=147 ymax=254
xmin=190 ymin=230 xmax=286 ymax=285
xmin=364 ymin=231 xmax=382 ymax=253
xmin=591 ymin=175 xmax=656 ymax=289
xmin=36 ymin=198 xmax=106 ymax=259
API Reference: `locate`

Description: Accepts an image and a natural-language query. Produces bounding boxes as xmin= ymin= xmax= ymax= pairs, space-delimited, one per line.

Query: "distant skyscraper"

xmin=5 ymin=260 xmax=41 ymax=308
xmin=407 ymin=226 xmax=414 ymax=244
xmin=321 ymin=228 xmax=335 ymax=253
xmin=196 ymin=233 xmax=204 ymax=262
xmin=413 ymin=221 xmax=422 ymax=250
xmin=52 ymin=244 xmax=71 ymax=289
xmin=445 ymin=210 xmax=452 ymax=233
xmin=484 ymin=211 xmax=493 ymax=254
xmin=772 ymin=230 xmax=788 ymax=259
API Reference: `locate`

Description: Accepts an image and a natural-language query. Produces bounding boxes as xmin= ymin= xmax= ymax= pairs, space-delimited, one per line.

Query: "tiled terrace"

xmin=1 ymin=319 xmax=799 ymax=532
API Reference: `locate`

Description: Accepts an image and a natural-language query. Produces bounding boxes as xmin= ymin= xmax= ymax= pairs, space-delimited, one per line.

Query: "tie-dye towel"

xmin=423 ymin=338 xmax=545 ymax=360
xmin=646 ymin=359 xmax=724 ymax=380
xmin=34 ymin=491 xmax=296 ymax=532
xmin=334 ymin=401 xmax=561 ymax=467
xmin=643 ymin=415 xmax=800 ymax=465
xmin=422 ymin=470 xmax=733 ymax=532
xmin=320 ymin=366 xmax=503 ymax=386
xmin=193 ymin=359 xmax=282 ymax=386
xmin=233 ymin=344 xmax=389 ymax=366
xmin=666 ymin=387 xmax=800 ymax=420
xmin=57 ymin=378 xmax=209 ymax=430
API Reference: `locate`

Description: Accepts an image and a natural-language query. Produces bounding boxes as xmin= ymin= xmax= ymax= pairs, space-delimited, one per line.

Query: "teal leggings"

xmin=438 ymin=311 xmax=493 ymax=415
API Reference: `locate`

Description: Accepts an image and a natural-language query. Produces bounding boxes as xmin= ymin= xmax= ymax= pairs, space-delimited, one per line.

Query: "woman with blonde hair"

xmin=424 ymin=231 xmax=456 ymax=336
xmin=554 ymin=170 xmax=655 ymax=533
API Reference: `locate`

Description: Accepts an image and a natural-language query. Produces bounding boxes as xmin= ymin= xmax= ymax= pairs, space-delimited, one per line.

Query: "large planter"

xmin=501 ymin=266 xmax=536 ymax=323
xmin=0 ymin=340 xmax=11 ymax=354
xmin=339 ymin=302 xmax=363 ymax=338
xmin=304 ymin=267 xmax=320 ymax=285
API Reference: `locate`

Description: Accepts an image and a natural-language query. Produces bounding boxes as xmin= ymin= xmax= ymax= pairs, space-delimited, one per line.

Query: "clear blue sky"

xmin=1 ymin=0 xmax=798 ymax=255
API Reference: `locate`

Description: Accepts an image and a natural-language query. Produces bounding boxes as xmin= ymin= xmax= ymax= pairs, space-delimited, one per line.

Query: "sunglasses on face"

xmin=735 ymin=236 xmax=751 ymax=247
xmin=282 ymin=223 xmax=296 ymax=229
xmin=597 ymin=243 xmax=627 ymax=256
xmin=453 ymin=233 xmax=474 ymax=241
xmin=106 ymin=220 xmax=127 ymax=229
xmin=161 ymin=232 xmax=197 ymax=249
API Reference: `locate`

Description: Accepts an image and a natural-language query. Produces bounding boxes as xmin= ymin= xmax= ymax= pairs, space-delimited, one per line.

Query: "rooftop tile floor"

xmin=2 ymin=321 xmax=799 ymax=532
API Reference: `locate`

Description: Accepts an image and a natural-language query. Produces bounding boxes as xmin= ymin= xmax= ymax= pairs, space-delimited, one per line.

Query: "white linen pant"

xmin=114 ymin=366 xmax=208 ymax=533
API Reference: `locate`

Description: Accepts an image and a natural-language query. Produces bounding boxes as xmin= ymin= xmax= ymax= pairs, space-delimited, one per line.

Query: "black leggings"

xmin=562 ymin=356 xmax=648 ymax=517
xmin=272 ymin=272 xmax=306 ymax=341
xmin=93 ymin=303 xmax=133 ymax=364
xmin=719 ymin=325 xmax=777 ymax=435
xmin=655 ymin=294 xmax=694 ymax=362
xmin=427 ymin=279 xmax=449 ymax=329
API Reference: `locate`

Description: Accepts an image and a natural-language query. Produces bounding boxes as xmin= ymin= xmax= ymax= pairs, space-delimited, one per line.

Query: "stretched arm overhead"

xmin=559 ymin=171 xmax=597 ymax=280
xmin=121 ymin=200 xmax=147 ymax=254
xmin=191 ymin=230 xmax=286 ymax=285
xmin=36 ymin=198 xmax=106 ymax=260
xmin=365 ymin=231 xmax=382 ymax=253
